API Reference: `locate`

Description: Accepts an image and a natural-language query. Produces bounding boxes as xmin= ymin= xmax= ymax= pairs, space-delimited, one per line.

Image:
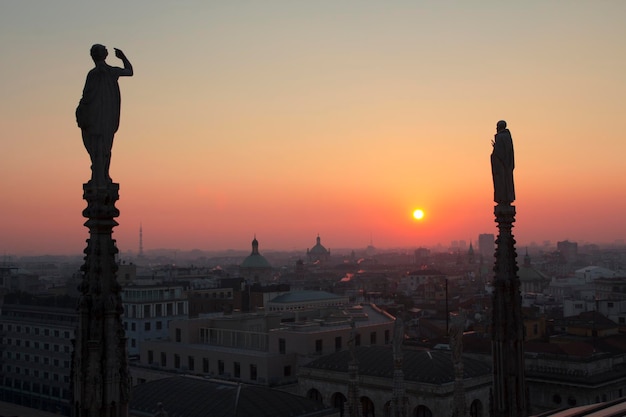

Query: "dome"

xmin=241 ymin=236 xmax=272 ymax=269
xmin=309 ymin=235 xmax=329 ymax=255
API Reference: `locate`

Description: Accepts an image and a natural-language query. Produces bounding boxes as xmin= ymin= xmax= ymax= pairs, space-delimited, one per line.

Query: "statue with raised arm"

xmin=77 ymin=44 xmax=133 ymax=185
xmin=490 ymin=120 xmax=515 ymax=205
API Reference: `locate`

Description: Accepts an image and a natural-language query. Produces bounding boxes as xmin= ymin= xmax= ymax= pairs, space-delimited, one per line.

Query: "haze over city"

xmin=1 ymin=1 xmax=625 ymax=255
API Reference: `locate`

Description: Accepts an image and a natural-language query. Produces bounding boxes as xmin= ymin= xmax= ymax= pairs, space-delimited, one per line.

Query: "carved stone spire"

xmin=71 ymin=182 xmax=130 ymax=417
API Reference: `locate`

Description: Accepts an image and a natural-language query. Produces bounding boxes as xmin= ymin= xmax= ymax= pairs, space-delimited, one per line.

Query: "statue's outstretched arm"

xmin=114 ymin=48 xmax=133 ymax=76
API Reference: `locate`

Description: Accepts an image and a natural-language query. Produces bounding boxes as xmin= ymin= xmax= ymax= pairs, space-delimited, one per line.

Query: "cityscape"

xmin=2 ymin=2 xmax=626 ymax=417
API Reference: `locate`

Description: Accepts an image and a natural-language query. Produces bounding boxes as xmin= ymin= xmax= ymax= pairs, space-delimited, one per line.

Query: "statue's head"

xmin=90 ymin=44 xmax=108 ymax=62
xmin=497 ymin=120 xmax=507 ymax=132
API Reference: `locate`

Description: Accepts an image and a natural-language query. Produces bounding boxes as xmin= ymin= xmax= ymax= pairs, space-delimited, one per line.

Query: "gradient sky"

xmin=1 ymin=1 xmax=625 ymax=256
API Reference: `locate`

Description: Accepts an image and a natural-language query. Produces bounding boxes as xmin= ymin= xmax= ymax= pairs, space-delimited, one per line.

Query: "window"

xmin=619 ymin=317 xmax=625 ymax=324
xmin=54 ymin=330 xmax=60 ymax=337
xmin=144 ymin=305 xmax=151 ymax=318
xmin=160 ymin=352 xmax=166 ymax=367
xmin=608 ymin=302 xmax=615 ymax=308
xmin=131 ymin=339 xmax=136 ymax=348
xmin=174 ymin=354 xmax=180 ymax=369
xmin=279 ymin=338 xmax=286 ymax=354
xmin=234 ymin=362 xmax=240 ymax=378
xmin=156 ymin=304 xmax=162 ymax=316
xmin=218 ymin=360 xmax=224 ymax=375
xmin=355 ymin=334 xmax=361 ymax=346
xmin=175 ymin=328 xmax=182 ymax=342
xmin=284 ymin=365 xmax=292 ymax=377
xmin=177 ymin=302 xmax=184 ymax=315
xmin=188 ymin=356 xmax=195 ymax=371
xmin=315 ymin=339 xmax=323 ymax=353
xmin=370 ymin=332 xmax=377 ymax=344
xmin=148 ymin=350 xmax=154 ymax=364
xmin=203 ymin=358 xmax=209 ymax=373
xmin=145 ymin=322 xmax=151 ymax=331
xmin=335 ymin=336 xmax=342 ymax=352
xmin=385 ymin=330 xmax=390 ymax=344
xmin=156 ymin=321 xmax=162 ymax=330
xmin=250 ymin=364 xmax=257 ymax=380
xmin=131 ymin=323 xmax=136 ymax=331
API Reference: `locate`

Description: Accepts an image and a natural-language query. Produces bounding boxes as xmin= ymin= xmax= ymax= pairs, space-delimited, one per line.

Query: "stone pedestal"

xmin=71 ymin=182 xmax=130 ymax=417
xmin=491 ymin=204 xmax=528 ymax=417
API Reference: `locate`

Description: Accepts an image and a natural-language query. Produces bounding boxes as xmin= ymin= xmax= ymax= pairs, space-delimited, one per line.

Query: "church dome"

xmin=309 ymin=235 xmax=329 ymax=255
xmin=241 ymin=236 xmax=272 ymax=269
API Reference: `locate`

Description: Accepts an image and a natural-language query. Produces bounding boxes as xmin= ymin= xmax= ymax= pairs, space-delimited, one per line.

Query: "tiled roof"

xmin=130 ymin=376 xmax=335 ymax=417
xmin=302 ymin=345 xmax=491 ymax=384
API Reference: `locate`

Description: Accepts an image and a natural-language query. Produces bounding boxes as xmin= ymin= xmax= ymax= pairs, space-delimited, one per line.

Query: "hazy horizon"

xmin=2 ymin=2 xmax=625 ymax=255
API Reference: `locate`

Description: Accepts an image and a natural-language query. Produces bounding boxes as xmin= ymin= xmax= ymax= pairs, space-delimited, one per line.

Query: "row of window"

xmin=123 ymin=320 xmax=167 ymax=332
xmin=1 ymin=366 xmax=70 ymax=383
xmin=3 ymin=340 xmax=71 ymax=353
xmin=0 ymin=324 xmax=72 ymax=339
xmin=124 ymin=302 xmax=187 ymax=319
xmin=2 ymin=378 xmax=69 ymax=399
xmin=3 ymin=352 xmax=70 ymax=368
xmin=146 ymin=351 xmax=291 ymax=380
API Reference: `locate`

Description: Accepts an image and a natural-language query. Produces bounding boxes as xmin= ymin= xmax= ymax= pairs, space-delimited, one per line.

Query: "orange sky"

xmin=1 ymin=2 xmax=626 ymax=256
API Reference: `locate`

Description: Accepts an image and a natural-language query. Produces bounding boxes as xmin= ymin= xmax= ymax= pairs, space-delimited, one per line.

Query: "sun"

xmin=413 ymin=209 xmax=425 ymax=220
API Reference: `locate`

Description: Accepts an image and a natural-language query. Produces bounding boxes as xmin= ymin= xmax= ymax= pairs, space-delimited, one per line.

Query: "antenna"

xmin=139 ymin=223 xmax=144 ymax=257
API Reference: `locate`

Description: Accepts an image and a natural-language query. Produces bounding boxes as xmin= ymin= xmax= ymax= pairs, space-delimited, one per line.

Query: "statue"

xmin=77 ymin=44 xmax=133 ymax=185
xmin=490 ymin=120 xmax=515 ymax=205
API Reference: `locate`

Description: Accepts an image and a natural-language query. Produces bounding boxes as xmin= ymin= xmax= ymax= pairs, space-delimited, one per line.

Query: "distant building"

xmin=307 ymin=235 xmax=331 ymax=264
xmin=240 ymin=237 xmax=273 ymax=282
xmin=478 ymin=234 xmax=494 ymax=260
xmin=518 ymin=251 xmax=551 ymax=294
xmin=557 ymin=240 xmax=578 ymax=263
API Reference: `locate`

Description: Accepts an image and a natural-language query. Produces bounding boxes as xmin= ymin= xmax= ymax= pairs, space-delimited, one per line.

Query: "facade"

xmin=122 ymin=283 xmax=189 ymax=357
xmin=298 ymin=346 xmax=492 ymax=417
xmin=0 ymin=301 xmax=77 ymax=415
xmin=137 ymin=302 xmax=395 ymax=386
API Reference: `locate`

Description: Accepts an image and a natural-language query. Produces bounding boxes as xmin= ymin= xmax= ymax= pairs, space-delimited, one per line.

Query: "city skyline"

xmin=2 ymin=2 xmax=626 ymax=255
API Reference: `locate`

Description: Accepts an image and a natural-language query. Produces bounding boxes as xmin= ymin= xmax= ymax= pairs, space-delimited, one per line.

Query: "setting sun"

xmin=413 ymin=209 xmax=425 ymax=220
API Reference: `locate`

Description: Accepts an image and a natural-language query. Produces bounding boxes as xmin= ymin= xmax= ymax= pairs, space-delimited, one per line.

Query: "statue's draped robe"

xmin=491 ymin=128 xmax=515 ymax=204
xmin=77 ymin=62 xmax=124 ymax=183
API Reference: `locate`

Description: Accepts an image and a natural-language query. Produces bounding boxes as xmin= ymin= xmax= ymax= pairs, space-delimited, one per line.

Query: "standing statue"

xmin=77 ymin=44 xmax=133 ymax=185
xmin=490 ymin=120 xmax=515 ymax=204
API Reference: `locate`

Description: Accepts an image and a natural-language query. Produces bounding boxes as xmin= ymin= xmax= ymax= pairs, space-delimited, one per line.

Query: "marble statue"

xmin=76 ymin=44 xmax=133 ymax=185
xmin=491 ymin=120 xmax=515 ymax=204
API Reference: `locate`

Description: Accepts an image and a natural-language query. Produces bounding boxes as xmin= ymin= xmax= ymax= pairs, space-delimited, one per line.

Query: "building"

xmin=478 ymin=234 xmax=495 ymax=260
xmin=137 ymin=299 xmax=395 ymax=387
xmin=0 ymin=296 xmax=77 ymax=415
xmin=298 ymin=346 xmax=492 ymax=417
xmin=122 ymin=283 xmax=189 ymax=357
xmin=307 ymin=235 xmax=331 ymax=264
xmin=240 ymin=237 xmax=273 ymax=282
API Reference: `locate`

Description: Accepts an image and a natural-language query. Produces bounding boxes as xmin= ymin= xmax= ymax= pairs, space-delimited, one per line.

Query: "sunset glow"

xmin=1 ymin=2 xmax=626 ymax=255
